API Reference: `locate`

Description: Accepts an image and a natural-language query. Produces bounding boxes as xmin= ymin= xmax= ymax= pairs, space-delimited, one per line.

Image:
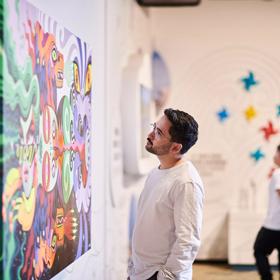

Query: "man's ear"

xmin=171 ymin=143 xmax=182 ymax=154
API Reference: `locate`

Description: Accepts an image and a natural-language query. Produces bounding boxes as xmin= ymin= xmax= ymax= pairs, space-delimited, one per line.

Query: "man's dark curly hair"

xmin=277 ymin=144 xmax=280 ymax=152
xmin=164 ymin=108 xmax=198 ymax=154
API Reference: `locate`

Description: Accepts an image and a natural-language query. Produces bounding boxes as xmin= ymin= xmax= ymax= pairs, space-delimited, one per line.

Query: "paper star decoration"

xmin=277 ymin=105 xmax=280 ymax=117
xmin=244 ymin=105 xmax=257 ymax=121
xmin=260 ymin=121 xmax=278 ymax=141
xmin=217 ymin=107 xmax=230 ymax=123
xmin=241 ymin=71 xmax=259 ymax=92
xmin=250 ymin=148 xmax=265 ymax=162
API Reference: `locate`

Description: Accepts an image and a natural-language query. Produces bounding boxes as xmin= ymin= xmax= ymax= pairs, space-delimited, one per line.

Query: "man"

xmin=128 ymin=108 xmax=204 ymax=280
xmin=254 ymin=144 xmax=280 ymax=280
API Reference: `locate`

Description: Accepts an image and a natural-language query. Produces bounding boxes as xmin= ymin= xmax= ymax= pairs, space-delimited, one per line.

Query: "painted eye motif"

xmin=52 ymin=47 xmax=57 ymax=62
xmin=70 ymin=120 xmax=75 ymax=144
xmin=51 ymin=234 xmax=57 ymax=251
xmin=86 ymin=128 xmax=90 ymax=170
xmin=71 ymin=86 xmax=77 ymax=107
xmin=70 ymin=150 xmax=74 ymax=171
xmin=73 ymin=62 xmax=81 ymax=93
xmin=52 ymin=158 xmax=56 ymax=178
xmin=85 ymin=62 xmax=92 ymax=95
xmin=43 ymin=107 xmax=50 ymax=143
xmin=52 ymin=120 xmax=56 ymax=139
xmin=78 ymin=165 xmax=82 ymax=187
xmin=78 ymin=115 xmax=83 ymax=136
xmin=42 ymin=152 xmax=50 ymax=191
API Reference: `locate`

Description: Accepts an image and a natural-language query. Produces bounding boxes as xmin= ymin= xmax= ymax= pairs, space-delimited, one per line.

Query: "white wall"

xmin=105 ymin=1 xmax=153 ymax=279
xmin=151 ymin=0 xmax=280 ymax=260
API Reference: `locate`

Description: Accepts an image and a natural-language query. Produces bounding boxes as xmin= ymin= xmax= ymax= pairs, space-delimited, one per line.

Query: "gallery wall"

xmin=104 ymin=1 xmax=153 ymax=279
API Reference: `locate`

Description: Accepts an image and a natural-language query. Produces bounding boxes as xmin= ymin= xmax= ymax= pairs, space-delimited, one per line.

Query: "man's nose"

xmin=148 ymin=130 xmax=155 ymax=140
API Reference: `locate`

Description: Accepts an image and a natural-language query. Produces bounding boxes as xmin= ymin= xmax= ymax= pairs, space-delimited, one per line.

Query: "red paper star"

xmin=260 ymin=121 xmax=278 ymax=141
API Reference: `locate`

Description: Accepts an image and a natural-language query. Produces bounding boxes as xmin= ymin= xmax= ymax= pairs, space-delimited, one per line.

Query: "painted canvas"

xmin=2 ymin=0 xmax=92 ymax=279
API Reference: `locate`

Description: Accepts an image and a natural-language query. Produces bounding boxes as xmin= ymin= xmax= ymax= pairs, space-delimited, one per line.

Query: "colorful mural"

xmin=2 ymin=0 xmax=92 ymax=279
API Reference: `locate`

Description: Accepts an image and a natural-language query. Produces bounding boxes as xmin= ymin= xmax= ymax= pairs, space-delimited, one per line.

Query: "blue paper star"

xmin=241 ymin=71 xmax=259 ymax=92
xmin=217 ymin=107 xmax=230 ymax=122
xmin=250 ymin=148 xmax=265 ymax=162
xmin=277 ymin=105 xmax=280 ymax=117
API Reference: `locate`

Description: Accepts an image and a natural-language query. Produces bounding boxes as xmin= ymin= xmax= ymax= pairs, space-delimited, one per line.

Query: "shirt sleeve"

xmin=159 ymin=182 xmax=204 ymax=279
xmin=273 ymin=172 xmax=280 ymax=190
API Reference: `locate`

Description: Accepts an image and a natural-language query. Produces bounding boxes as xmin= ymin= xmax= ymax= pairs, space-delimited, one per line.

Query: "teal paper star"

xmin=250 ymin=148 xmax=265 ymax=162
xmin=276 ymin=105 xmax=280 ymax=117
xmin=217 ymin=107 xmax=230 ymax=123
xmin=241 ymin=71 xmax=259 ymax=92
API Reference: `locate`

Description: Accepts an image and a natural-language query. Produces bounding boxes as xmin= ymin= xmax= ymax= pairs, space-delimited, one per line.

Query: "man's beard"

xmin=145 ymin=139 xmax=172 ymax=156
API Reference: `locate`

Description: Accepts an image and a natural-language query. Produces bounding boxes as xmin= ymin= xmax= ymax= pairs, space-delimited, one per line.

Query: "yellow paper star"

xmin=244 ymin=105 xmax=257 ymax=121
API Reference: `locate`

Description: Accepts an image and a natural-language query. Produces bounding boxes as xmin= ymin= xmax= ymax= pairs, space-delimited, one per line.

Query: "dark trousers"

xmin=146 ymin=271 xmax=158 ymax=280
xmin=254 ymin=227 xmax=280 ymax=280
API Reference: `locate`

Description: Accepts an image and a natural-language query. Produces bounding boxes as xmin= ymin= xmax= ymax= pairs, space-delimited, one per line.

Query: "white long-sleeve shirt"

xmin=128 ymin=160 xmax=204 ymax=280
xmin=263 ymin=168 xmax=280 ymax=230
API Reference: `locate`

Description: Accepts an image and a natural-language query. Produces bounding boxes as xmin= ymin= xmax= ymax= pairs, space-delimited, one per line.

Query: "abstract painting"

xmin=2 ymin=0 xmax=92 ymax=279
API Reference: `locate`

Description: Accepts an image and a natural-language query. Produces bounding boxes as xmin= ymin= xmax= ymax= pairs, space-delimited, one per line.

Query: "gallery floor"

xmin=193 ymin=263 xmax=279 ymax=280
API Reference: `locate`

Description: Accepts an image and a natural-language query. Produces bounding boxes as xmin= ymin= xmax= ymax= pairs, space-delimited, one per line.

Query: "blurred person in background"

xmin=254 ymin=144 xmax=280 ymax=280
